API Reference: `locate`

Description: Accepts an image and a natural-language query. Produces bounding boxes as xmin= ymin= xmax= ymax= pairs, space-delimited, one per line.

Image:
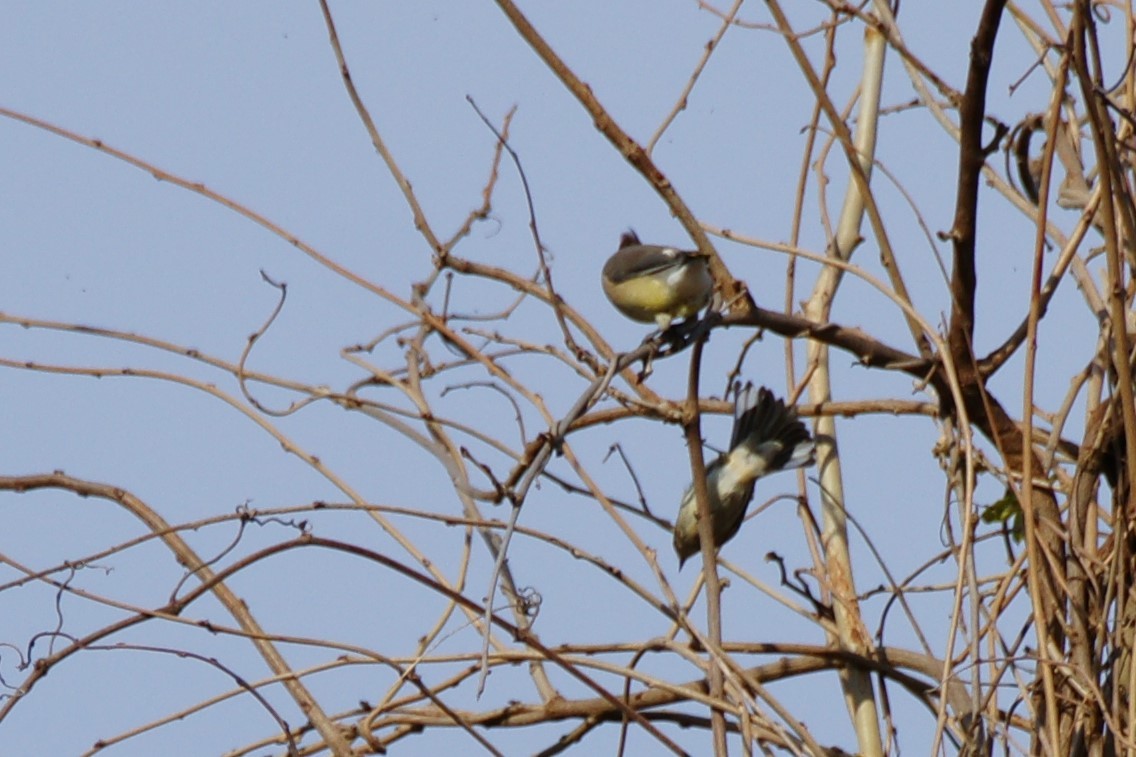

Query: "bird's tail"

xmin=730 ymin=384 xmax=815 ymax=473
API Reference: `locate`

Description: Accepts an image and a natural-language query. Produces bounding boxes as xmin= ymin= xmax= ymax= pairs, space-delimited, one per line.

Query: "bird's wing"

xmin=603 ymin=247 xmax=687 ymax=283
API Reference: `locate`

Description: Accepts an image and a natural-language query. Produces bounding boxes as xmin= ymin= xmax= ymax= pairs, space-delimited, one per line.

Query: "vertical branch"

xmin=1074 ymin=4 xmax=1136 ymax=747
xmin=1074 ymin=1 xmax=1136 ymax=512
xmin=946 ymin=0 xmax=1006 ymax=359
xmin=791 ymin=7 xmax=889 ymax=756
xmin=948 ymin=0 xmax=1072 ymax=750
xmin=684 ymin=333 xmax=728 ymax=754
xmin=1020 ymin=34 xmax=1079 ymax=752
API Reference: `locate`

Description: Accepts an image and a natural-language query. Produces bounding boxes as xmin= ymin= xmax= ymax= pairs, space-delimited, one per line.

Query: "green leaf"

xmin=981 ymin=489 xmax=1024 ymax=543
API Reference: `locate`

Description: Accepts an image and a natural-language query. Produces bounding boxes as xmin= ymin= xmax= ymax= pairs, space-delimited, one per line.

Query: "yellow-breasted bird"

xmin=601 ymin=230 xmax=714 ymax=330
xmin=673 ymin=384 xmax=815 ymax=567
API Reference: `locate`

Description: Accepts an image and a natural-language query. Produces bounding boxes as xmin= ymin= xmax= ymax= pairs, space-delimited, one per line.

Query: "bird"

xmin=673 ymin=384 xmax=815 ymax=567
xmin=601 ymin=230 xmax=714 ymax=330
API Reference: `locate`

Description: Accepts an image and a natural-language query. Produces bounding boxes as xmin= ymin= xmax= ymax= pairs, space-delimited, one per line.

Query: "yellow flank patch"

xmin=604 ymin=277 xmax=683 ymax=323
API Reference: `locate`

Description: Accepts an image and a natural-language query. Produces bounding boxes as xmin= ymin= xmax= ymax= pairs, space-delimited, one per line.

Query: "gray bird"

xmin=673 ymin=384 xmax=815 ymax=567
xmin=601 ymin=230 xmax=714 ymax=330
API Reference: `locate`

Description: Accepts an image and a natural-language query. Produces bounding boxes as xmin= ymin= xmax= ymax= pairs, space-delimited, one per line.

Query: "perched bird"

xmin=673 ymin=384 xmax=815 ymax=567
xmin=601 ymin=230 xmax=714 ymax=330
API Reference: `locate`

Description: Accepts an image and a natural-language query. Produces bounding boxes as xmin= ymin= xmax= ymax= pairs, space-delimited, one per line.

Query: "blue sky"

xmin=0 ymin=3 xmax=1107 ymax=754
